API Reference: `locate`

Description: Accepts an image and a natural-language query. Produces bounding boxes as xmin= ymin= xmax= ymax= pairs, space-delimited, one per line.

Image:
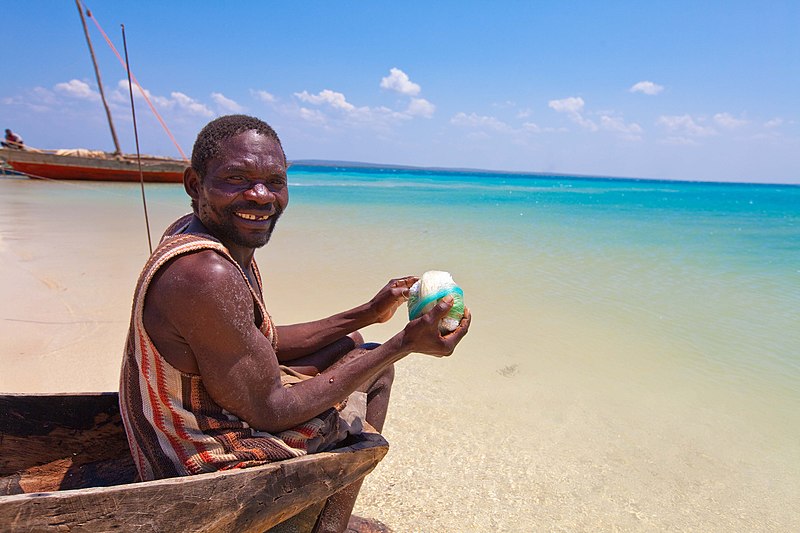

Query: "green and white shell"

xmin=407 ymin=270 xmax=465 ymax=334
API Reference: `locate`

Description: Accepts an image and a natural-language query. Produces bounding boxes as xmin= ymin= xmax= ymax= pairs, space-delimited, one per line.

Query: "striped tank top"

xmin=119 ymin=215 xmax=336 ymax=481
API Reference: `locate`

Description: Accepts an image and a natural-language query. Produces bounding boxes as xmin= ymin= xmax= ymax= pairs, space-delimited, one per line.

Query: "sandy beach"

xmin=2 ymin=176 xmax=799 ymax=532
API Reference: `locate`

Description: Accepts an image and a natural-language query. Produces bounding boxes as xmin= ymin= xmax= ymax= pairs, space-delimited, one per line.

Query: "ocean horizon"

xmin=289 ymin=159 xmax=800 ymax=187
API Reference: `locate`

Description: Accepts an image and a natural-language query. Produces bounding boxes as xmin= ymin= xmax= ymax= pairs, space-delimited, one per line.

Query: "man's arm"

xmin=275 ymin=276 xmax=418 ymax=362
xmin=145 ymin=254 xmax=469 ymax=433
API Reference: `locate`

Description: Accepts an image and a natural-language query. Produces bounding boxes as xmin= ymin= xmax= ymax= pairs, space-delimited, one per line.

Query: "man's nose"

xmin=243 ymin=182 xmax=274 ymax=204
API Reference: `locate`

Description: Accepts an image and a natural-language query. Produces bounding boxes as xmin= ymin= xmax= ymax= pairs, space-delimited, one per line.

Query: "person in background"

xmin=2 ymin=129 xmax=24 ymax=149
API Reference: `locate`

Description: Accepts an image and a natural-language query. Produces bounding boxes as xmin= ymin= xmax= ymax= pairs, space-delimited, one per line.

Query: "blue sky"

xmin=3 ymin=1 xmax=798 ymax=183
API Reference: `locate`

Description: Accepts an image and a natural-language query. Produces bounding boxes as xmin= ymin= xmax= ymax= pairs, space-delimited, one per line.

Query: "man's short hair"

xmin=190 ymin=115 xmax=285 ymax=178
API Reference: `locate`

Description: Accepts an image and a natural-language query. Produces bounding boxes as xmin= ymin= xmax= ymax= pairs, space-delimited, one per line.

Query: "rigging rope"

xmin=83 ymin=4 xmax=189 ymax=162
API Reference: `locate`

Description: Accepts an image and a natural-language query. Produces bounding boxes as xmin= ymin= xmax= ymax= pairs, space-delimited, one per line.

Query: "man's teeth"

xmin=236 ymin=212 xmax=270 ymax=221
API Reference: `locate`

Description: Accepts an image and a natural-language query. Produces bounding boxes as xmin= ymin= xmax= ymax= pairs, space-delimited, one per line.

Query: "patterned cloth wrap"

xmin=119 ymin=214 xmax=364 ymax=481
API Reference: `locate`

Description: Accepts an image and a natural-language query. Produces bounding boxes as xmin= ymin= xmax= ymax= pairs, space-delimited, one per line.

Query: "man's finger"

xmin=441 ymin=306 xmax=471 ymax=339
xmin=393 ymin=276 xmax=418 ymax=288
xmin=428 ymin=296 xmax=455 ymax=319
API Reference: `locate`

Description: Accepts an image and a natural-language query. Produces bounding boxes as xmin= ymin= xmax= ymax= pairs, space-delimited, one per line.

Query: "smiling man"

xmin=119 ymin=115 xmax=470 ymax=532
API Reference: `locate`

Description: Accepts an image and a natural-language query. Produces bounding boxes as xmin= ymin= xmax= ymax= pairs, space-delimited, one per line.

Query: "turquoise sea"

xmin=286 ymin=165 xmax=800 ymax=415
xmin=2 ymin=165 xmax=798 ymax=529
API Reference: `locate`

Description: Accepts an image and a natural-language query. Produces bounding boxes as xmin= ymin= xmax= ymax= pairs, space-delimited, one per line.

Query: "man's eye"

xmin=227 ymin=175 xmax=246 ymax=183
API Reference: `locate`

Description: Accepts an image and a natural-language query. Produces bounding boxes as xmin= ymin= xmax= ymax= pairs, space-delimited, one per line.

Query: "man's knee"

xmin=348 ymin=331 xmax=365 ymax=346
xmin=374 ymin=364 xmax=395 ymax=392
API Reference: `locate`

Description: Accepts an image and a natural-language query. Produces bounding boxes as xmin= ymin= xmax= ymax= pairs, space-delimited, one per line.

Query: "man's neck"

xmin=186 ymin=214 xmax=256 ymax=272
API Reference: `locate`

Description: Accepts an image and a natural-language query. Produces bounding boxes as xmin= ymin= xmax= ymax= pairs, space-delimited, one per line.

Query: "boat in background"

xmin=1 ymin=1 xmax=188 ymax=184
xmin=0 ymin=147 xmax=185 ymax=183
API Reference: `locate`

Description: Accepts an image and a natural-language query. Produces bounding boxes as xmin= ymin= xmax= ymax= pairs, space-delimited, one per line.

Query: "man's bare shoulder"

xmin=154 ymin=249 xmax=239 ymax=291
xmin=146 ymin=249 xmax=252 ymax=326
xmin=144 ymin=248 xmax=257 ymax=374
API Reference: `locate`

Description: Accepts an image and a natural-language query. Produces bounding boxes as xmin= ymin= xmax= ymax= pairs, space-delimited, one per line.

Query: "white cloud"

xmin=32 ymin=87 xmax=58 ymax=105
xmin=630 ymin=81 xmax=664 ymax=95
xmin=1 ymin=87 xmax=57 ymax=112
xmin=549 ymin=96 xmax=597 ymax=131
xmin=406 ymin=97 xmax=435 ymax=118
xmin=600 ymin=115 xmax=643 ymax=137
xmin=115 ymin=80 xmax=172 ymax=109
xmin=299 ymin=107 xmax=327 ymax=124
xmin=548 ymin=96 xmax=585 ymax=114
xmin=657 ymin=114 xmax=715 ymax=136
xmin=113 ymin=80 xmax=213 ymax=116
xmin=764 ymin=117 xmax=783 ymax=128
xmin=450 ymin=112 xmax=509 ymax=131
xmin=295 ymin=89 xmax=355 ymax=112
xmin=171 ymin=92 xmax=214 ymax=116
xmin=380 ymin=68 xmax=421 ymax=96
xmin=349 ymin=105 xmax=410 ymax=124
xmin=54 ymin=79 xmax=99 ymax=101
xmin=660 ymin=136 xmax=699 ymax=146
xmin=713 ymin=112 xmax=747 ymax=128
xmin=211 ymin=92 xmax=244 ymax=113
xmin=293 ymin=79 xmax=435 ymax=130
xmin=252 ymin=90 xmax=276 ymax=103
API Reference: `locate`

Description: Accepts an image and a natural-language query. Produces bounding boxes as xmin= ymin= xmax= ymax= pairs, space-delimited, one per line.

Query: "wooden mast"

xmin=75 ymin=0 xmax=122 ymax=156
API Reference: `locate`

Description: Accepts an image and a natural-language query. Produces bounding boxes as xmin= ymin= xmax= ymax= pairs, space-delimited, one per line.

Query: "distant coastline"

xmin=290 ymin=158 xmax=611 ymax=179
xmin=288 ymin=159 xmax=799 ymax=188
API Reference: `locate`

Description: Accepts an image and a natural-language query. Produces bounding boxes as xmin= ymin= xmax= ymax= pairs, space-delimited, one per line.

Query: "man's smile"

xmin=235 ymin=212 xmax=272 ymax=221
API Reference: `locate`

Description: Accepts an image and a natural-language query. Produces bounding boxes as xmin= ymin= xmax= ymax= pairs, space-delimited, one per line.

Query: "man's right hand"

xmin=368 ymin=276 xmax=418 ymax=324
xmin=400 ymin=296 xmax=471 ymax=357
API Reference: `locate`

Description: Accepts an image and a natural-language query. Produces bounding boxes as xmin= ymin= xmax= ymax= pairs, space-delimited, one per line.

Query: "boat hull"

xmin=0 ymin=148 xmax=186 ymax=183
xmin=0 ymin=392 xmax=389 ymax=532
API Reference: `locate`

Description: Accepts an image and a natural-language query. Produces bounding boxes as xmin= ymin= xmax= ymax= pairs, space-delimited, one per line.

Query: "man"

xmin=2 ymin=129 xmax=23 ymax=149
xmin=119 ymin=115 xmax=471 ymax=532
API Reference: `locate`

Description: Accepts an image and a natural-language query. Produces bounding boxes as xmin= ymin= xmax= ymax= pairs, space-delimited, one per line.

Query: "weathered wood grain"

xmin=0 ymin=393 xmax=389 ymax=532
xmin=0 ymin=393 xmax=135 ymax=493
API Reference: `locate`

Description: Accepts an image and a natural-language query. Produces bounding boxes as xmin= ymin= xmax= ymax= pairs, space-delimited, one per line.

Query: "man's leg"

xmin=312 ymin=364 xmax=394 ymax=533
xmin=287 ymin=334 xmax=395 ymax=533
xmin=284 ymin=332 xmax=394 ymax=433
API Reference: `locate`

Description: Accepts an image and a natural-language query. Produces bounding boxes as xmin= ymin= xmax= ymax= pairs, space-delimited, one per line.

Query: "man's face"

xmin=192 ymin=130 xmax=288 ymax=250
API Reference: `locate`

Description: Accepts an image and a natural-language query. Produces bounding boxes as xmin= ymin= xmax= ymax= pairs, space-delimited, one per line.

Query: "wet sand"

xmin=1 ymin=177 xmax=798 ymax=531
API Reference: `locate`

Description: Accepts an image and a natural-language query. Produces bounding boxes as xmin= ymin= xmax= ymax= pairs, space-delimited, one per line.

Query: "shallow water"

xmin=1 ymin=170 xmax=798 ymax=530
xmin=284 ymin=167 xmax=800 ymax=530
xmin=286 ymin=167 xmax=800 ymax=416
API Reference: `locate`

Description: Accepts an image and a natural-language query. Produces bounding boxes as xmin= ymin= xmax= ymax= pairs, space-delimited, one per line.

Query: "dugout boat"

xmin=0 ymin=392 xmax=389 ymax=532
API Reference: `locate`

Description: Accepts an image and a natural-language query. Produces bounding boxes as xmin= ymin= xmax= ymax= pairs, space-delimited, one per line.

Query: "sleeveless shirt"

xmin=119 ymin=214 xmax=337 ymax=480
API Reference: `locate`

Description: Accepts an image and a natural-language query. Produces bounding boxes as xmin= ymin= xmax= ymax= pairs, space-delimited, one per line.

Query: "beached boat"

xmin=0 ymin=392 xmax=389 ymax=532
xmin=0 ymin=147 xmax=186 ymax=183
xmin=0 ymin=2 xmax=188 ymax=184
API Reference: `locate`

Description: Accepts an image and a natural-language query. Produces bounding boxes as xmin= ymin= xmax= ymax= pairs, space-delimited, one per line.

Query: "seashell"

xmin=407 ymin=270 xmax=465 ymax=334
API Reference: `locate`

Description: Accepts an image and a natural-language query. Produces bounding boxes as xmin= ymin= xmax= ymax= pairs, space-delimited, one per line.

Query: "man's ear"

xmin=184 ymin=166 xmax=200 ymax=202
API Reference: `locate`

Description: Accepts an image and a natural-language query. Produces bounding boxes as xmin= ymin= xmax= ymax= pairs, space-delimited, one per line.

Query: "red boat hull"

xmin=1 ymin=148 xmax=186 ymax=183
xmin=8 ymin=160 xmax=183 ymax=182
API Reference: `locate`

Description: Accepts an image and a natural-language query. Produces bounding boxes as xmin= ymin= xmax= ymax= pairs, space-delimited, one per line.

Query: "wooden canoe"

xmin=0 ymin=392 xmax=389 ymax=532
xmin=0 ymin=147 xmax=186 ymax=183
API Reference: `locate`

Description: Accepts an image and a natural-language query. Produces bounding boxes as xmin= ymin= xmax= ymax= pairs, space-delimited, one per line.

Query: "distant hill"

xmin=288 ymin=159 xmax=770 ymax=186
xmin=288 ymin=159 xmax=612 ymax=181
xmin=290 ymin=159 xmax=447 ymax=171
